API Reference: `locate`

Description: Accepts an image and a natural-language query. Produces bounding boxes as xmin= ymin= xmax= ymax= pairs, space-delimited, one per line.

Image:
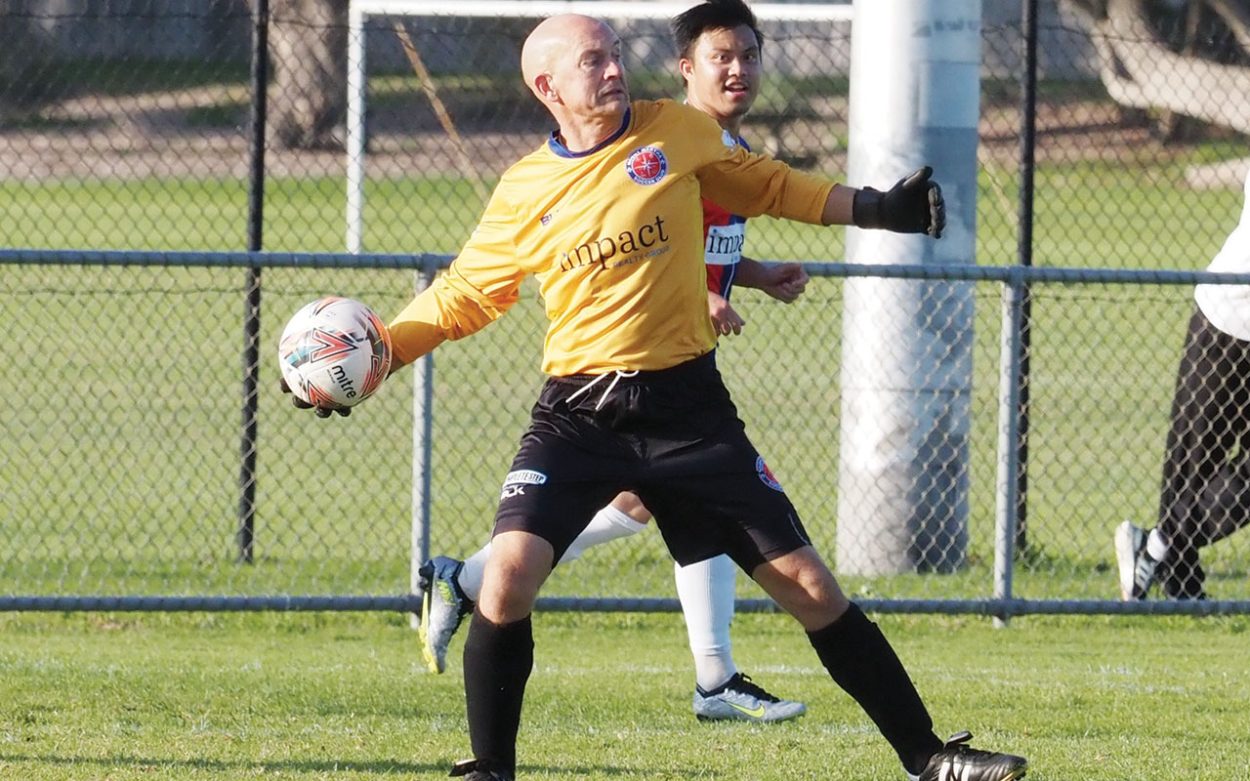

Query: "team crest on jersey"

xmin=756 ymin=456 xmax=784 ymax=492
xmin=625 ymin=146 xmax=668 ymax=185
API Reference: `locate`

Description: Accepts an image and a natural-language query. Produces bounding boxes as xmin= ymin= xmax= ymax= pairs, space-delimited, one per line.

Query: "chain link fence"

xmin=2 ymin=1 xmax=1248 ymax=613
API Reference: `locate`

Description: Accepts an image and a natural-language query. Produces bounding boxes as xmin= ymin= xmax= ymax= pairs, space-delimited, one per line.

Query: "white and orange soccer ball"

xmin=278 ymin=296 xmax=392 ymax=409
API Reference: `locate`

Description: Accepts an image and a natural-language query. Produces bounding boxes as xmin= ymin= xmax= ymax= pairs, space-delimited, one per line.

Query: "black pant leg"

xmin=1157 ymin=310 xmax=1233 ymax=548
xmin=1156 ymin=308 xmax=1250 ymax=596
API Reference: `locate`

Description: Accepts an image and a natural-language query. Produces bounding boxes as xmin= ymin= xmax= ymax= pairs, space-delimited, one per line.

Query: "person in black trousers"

xmin=1116 ymin=168 xmax=1250 ymax=601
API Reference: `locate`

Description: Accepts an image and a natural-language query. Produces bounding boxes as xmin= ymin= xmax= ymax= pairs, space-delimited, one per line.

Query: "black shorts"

xmin=493 ymin=351 xmax=811 ymax=572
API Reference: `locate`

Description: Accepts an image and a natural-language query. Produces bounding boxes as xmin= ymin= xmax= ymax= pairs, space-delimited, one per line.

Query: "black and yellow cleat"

xmin=417 ymin=555 xmax=475 ymax=674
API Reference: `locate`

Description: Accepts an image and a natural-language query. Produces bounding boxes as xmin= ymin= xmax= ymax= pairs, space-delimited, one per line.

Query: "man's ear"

xmin=534 ymin=73 xmax=558 ymax=102
xmin=677 ymin=58 xmax=694 ymax=83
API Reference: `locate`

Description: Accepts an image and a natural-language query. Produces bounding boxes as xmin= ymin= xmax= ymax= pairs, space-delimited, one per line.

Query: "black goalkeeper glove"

xmin=851 ymin=166 xmax=946 ymax=238
xmin=279 ymin=377 xmax=351 ymax=418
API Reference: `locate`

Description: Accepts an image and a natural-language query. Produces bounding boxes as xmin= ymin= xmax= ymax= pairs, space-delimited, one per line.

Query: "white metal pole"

xmin=993 ymin=272 xmax=1024 ymax=627
xmin=837 ymin=0 xmax=981 ymax=575
xmin=410 ymin=266 xmax=434 ymax=629
xmin=346 ymin=2 xmax=366 ymax=253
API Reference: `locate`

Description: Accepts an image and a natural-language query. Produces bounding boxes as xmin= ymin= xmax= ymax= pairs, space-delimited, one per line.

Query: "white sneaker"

xmin=1114 ymin=521 xmax=1157 ymax=601
xmin=692 ymin=672 xmax=807 ymax=723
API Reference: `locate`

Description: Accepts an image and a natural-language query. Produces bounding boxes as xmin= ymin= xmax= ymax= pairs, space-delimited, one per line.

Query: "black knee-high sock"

xmin=808 ymin=603 xmax=942 ymax=774
xmin=463 ymin=611 xmax=534 ymax=776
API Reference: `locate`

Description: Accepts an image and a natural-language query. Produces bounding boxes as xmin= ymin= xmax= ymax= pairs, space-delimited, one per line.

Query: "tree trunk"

xmin=0 ymin=4 xmax=54 ymax=116
xmin=268 ymin=0 xmax=348 ymax=150
xmin=1064 ymin=0 xmax=1250 ymax=135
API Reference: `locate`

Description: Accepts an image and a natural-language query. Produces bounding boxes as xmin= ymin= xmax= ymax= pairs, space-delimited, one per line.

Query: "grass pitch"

xmin=1 ymin=610 xmax=1247 ymax=780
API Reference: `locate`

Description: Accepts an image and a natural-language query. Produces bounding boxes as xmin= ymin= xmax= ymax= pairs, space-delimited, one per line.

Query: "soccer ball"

xmin=278 ymin=296 xmax=392 ymax=409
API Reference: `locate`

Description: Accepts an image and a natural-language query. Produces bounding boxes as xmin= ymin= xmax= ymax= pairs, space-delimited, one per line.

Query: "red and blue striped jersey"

xmin=703 ymin=131 xmax=750 ymax=299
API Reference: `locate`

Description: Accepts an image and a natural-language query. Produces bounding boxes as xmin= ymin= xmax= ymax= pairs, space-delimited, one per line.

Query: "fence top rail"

xmin=5 ymin=595 xmax=1250 ymax=617
xmin=7 ymin=248 xmax=1250 ymax=286
xmin=353 ymin=1 xmax=855 ymax=22
xmin=0 ymin=248 xmax=451 ymax=272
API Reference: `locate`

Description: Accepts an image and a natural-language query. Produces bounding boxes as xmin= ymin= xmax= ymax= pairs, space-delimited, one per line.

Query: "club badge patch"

xmin=625 ymin=146 xmax=668 ymax=185
xmin=756 ymin=456 xmax=784 ymax=492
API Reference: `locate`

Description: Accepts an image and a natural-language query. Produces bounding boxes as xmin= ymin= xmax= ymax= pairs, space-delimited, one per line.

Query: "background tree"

xmin=0 ymin=2 xmax=55 ymax=119
xmin=268 ymin=0 xmax=347 ymax=150
xmin=1061 ymin=0 xmax=1250 ymax=139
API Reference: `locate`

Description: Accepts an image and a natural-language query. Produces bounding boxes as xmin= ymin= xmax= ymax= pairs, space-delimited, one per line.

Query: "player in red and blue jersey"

xmin=701 ymin=134 xmax=808 ymax=337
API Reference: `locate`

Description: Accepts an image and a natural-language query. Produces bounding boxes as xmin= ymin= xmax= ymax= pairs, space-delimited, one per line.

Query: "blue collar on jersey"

xmin=547 ymin=108 xmax=632 ymax=158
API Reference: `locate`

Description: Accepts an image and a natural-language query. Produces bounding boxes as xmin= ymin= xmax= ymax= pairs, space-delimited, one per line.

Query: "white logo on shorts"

xmin=504 ymin=469 xmax=547 ymax=486
xmin=501 ymin=469 xmax=547 ymax=501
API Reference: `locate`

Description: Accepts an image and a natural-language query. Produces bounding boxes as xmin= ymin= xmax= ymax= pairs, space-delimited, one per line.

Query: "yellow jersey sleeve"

xmin=388 ymin=185 xmax=526 ymax=367
xmin=687 ymin=108 xmax=833 ymax=225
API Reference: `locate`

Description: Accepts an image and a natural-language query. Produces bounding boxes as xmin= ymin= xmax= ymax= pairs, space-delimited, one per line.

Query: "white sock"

xmin=674 ymin=554 xmax=738 ymax=691
xmin=1147 ymin=528 xmax=1170 ymax=561
xmin=456 ymin=544 xmax=492 ymax=603
xmin=454 ymin=505 xmax=646 ymax=602
xmin=559 ymin=504 xmax=648 ymax=564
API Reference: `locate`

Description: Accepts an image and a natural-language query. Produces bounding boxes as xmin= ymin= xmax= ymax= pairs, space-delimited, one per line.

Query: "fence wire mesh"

xmin=2 ymin=1 xmax=1249 ymax=610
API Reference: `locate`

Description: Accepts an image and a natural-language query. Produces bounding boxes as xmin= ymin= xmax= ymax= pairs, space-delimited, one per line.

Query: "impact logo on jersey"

xmin=756 ymin=456 xmax=785 ymax=492
xmin=625 ymin=146 xmax=668 ymax=185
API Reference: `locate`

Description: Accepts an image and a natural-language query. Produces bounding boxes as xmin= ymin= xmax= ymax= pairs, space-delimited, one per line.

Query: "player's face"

xmin=553 ymin=26 xmax=630 ymax=121
xmin=680 ymin=25 xmax=762 ymax=125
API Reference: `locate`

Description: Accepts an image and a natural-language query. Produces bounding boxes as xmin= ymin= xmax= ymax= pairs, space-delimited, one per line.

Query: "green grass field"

xmin=3 ymin=74 xmax=1250 ymax=780
xmin=2 ymin=610 xmax=1248 ymax=780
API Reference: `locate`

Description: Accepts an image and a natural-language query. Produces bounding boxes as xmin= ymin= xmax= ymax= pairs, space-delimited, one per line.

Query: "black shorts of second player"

xmin=492 ymin=351 xmax=812 ymax=573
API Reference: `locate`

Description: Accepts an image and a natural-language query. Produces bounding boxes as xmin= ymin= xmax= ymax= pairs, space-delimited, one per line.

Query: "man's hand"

xmin=757 ymin=262 xmax=809 ymax=303
xmin=708 ymin=291 xmax=746 ymax=336
xmin=851 ymin=166 xmax=945 ymax=238
xmin=279 ymin=377 xmax=351 ymax=418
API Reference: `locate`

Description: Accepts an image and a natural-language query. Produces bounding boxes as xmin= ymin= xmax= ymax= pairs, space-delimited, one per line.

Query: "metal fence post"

xmin=1015 ymin=0 xmax=1040 ymax=553
xmin=410 ymin=261 xmax=435 ymax=628
xmin=346 ymin=1 xmax=366 ymax=253
xmin=994 ymin=271 xmax=1025 ymax=626
xmin=237 ymin=0 xmax=269 ymax=564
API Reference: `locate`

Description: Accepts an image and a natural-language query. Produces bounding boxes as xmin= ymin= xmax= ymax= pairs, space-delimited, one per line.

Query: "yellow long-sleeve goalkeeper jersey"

xmin=389 ymin=99 xmax=834 ymax=376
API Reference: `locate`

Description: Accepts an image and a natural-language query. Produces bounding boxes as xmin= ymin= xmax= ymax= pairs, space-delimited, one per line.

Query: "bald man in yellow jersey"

xmin=414 ymin=0 xmax=812 ymax=727
xmin=289 ymin=12 xmax=1025 ymax=781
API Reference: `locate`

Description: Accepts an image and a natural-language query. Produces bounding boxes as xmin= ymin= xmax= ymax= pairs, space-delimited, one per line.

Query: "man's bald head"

xmin=521 ymin=15 xmax=620 ymax=98
xmin=519 ymin=14 xmax=630 ymax=149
